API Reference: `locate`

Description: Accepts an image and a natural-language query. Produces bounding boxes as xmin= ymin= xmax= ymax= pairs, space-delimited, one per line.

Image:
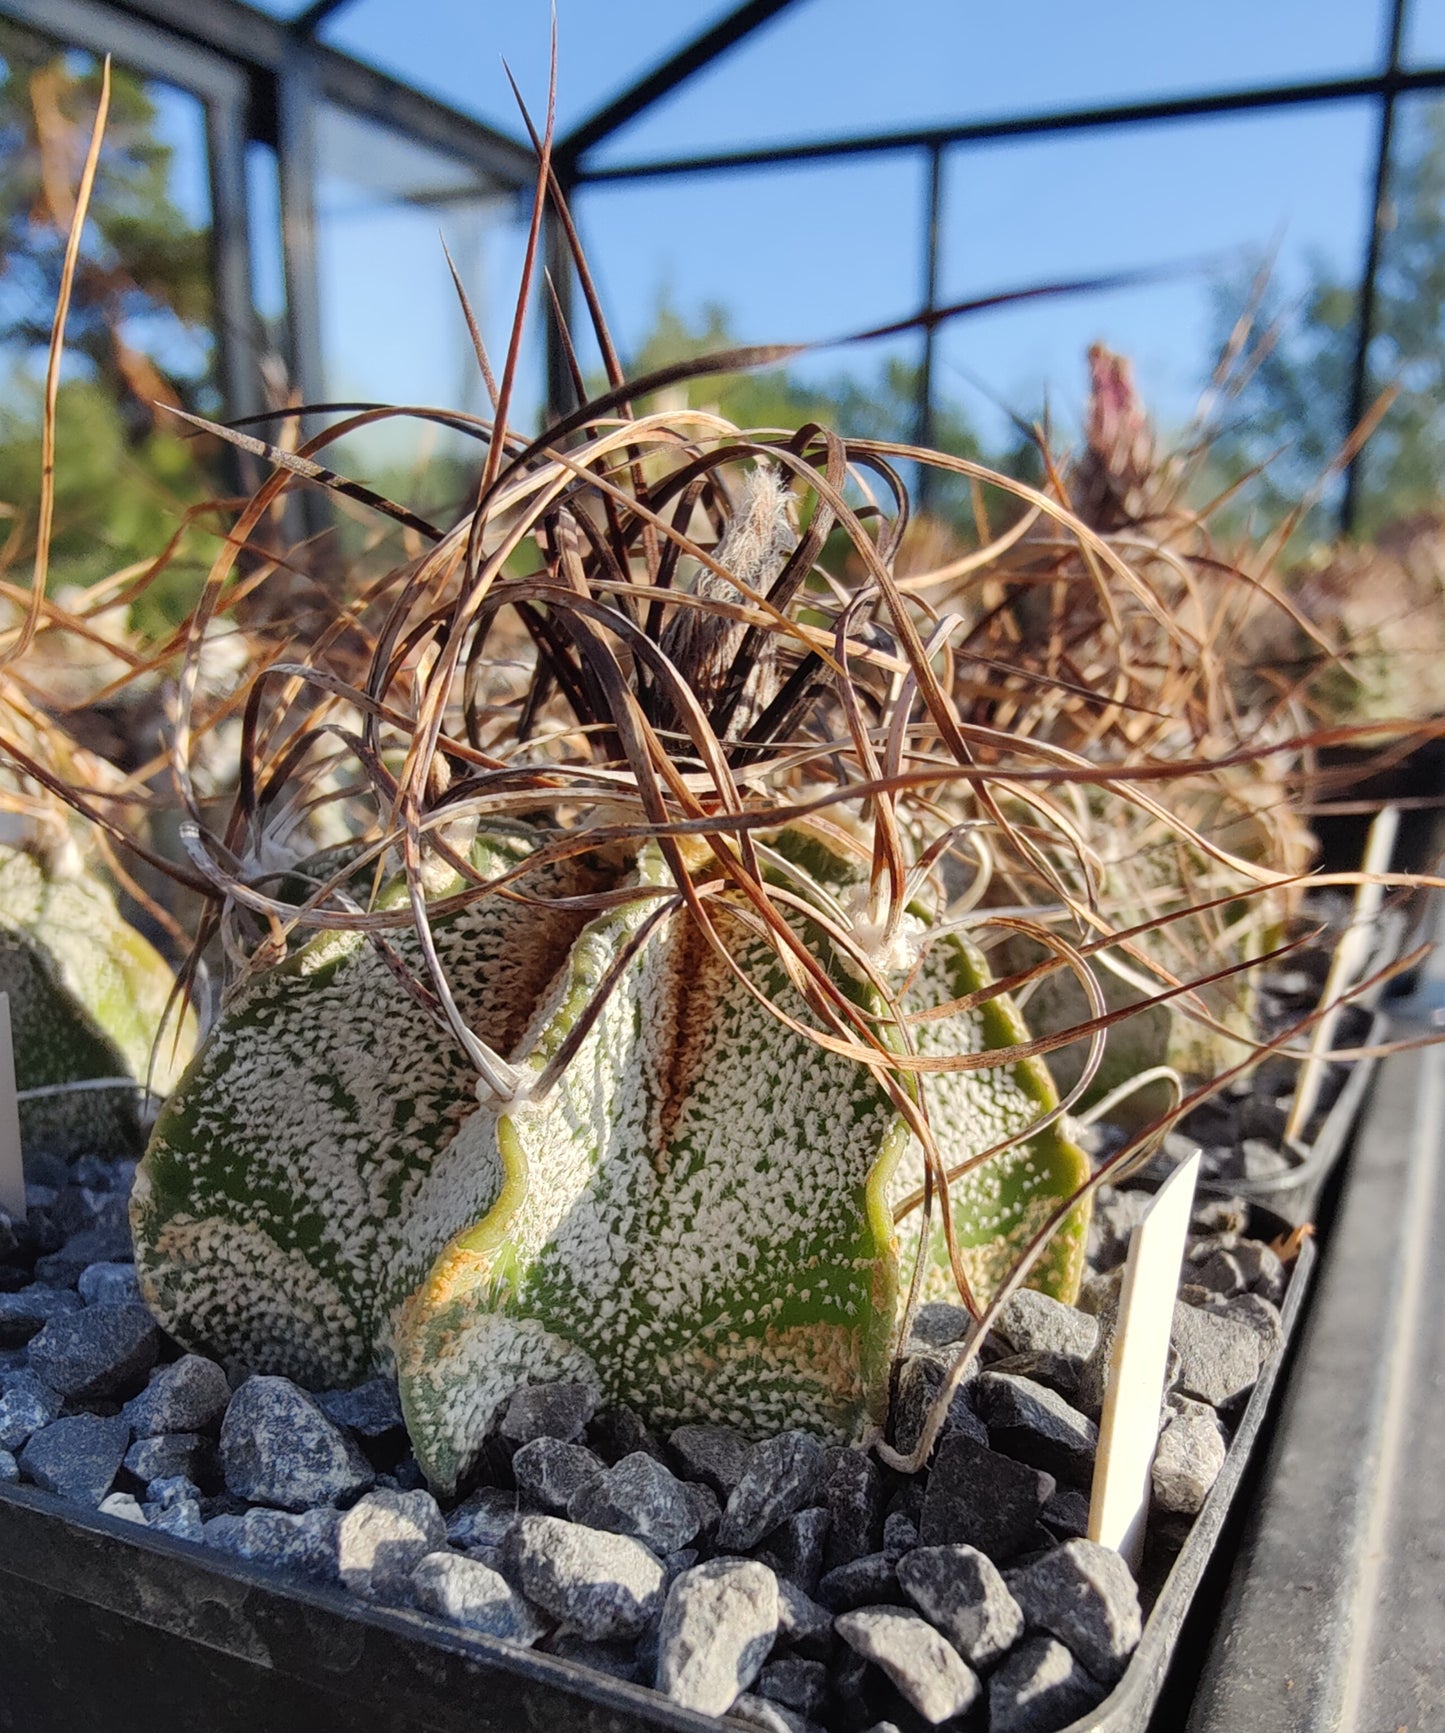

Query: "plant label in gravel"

xmin=0 ymin=996 xmax=22 ymax=1219
xmin=1088 ymin=1150 xmax=1198 ymax=1568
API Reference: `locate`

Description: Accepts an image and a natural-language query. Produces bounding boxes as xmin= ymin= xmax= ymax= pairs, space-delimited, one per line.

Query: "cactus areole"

xmin=134 ymin=819 xmax=1089 ymax=1492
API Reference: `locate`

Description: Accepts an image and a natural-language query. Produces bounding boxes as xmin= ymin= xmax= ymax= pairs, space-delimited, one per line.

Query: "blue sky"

xmin=168 ymin=0 xmax=1445 ymax=454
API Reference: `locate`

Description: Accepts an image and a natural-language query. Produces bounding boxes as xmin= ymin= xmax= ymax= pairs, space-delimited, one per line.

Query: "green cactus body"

xmin=395 ymin=844 xmax=909 ymax=1488
xmin=131 ymin=829 xmax=610 ymax=1385
xmin=0 ymin=843 xmax=196 ymax=1158
xmin=898 ymin=929 xmax=1092 ymax=1307
xmin=133 ymin=821 xmax=1089 ymax=1489
xmin=396 ymin=835 xmax=1090 ymax=1490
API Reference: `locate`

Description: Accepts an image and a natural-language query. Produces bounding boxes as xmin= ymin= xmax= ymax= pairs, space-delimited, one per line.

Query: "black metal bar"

xmin=7 ymin=0 xmax=536 ymax=186
xmin=556 ymin=0 xmax=804 ymax=166
xmin=576 ymin=65 xmax=1445 ymax=184
xmin=1341 ymin=0 xmax=1411 ymax=535
xmin=543 ymin=184 xmax=578 ymax=427
xmin=290 ymin=0 xmax=357 ymax=39
xmin=914 ymin=144 xmax=944 ymax=509
xmin=274 ymin=42 xmax=329 ymax=538
xmin=203 ymin=83 xmax=264 ymax=488
xmin=0 ymin=0 xmax=247 ymax=102
xmin=314 ymin=42 xmax=534 ymax=184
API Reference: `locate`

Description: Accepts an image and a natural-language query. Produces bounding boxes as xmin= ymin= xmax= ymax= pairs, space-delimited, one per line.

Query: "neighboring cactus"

xmin=997 ymin=768 xmax=1307 ymax=1119
xmin=0 ymin=841 xmax=196 ymax=1157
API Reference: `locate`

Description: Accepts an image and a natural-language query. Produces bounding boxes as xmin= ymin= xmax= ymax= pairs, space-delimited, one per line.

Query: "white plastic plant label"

xmin=1088 ymin=1149 xmax=1201 ymax=1570
xmin=0 ymin=994 xmax=25 ymax=1219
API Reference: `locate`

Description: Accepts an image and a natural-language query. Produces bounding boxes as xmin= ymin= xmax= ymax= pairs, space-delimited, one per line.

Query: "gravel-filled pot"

xmin=1 ymin=999 xmax=1343 ymax=1733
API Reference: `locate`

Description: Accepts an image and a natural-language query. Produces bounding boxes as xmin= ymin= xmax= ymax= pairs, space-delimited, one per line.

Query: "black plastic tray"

xmin=0 ymin=1211 xmax=1313 ymax=1733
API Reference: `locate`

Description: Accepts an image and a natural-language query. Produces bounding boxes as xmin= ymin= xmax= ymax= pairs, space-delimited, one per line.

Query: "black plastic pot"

xmin=0 ymin=1207 xmax=1311 ymax=1733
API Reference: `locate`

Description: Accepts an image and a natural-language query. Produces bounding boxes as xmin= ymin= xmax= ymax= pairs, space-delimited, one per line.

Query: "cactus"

xmin=134 ymin=815 xmax=1088 ymax=1488
xmin=132 ymin=827 xmax=611 ymax=1386
xmin=0 ymin=842 xmax=195 ymax=1158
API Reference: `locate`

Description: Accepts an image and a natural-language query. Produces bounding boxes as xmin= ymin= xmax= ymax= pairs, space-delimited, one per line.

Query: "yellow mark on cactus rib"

xmin=862 ymin=1111 xmax=912 ymax=1416
xmin=406 ymin=1114 xmax=529 ymax=1319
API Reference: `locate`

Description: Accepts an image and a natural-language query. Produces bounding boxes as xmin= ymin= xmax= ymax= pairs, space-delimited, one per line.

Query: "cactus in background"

xmin=0 ymin=841 xmax=195 ymax=1157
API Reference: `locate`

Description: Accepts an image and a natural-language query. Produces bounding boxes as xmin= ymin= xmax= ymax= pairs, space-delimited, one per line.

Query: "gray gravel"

xmin=974 ymin=1372 xmax=1099 ymax=1486
xmin=336 ymin=1488 xmax=446 ymax=1604
xmin=717 ymin=1431 xmax=826 ymax=1552
xmin=313 ymin=1377 xmax=404 ymax=1439
xmin=654 ymin=1558 xmax=779 ymax=1716
xmin=995 ymin=1290 xmax=1099 ymax=1364
xmin=147 ymin=1494 xmax=204 ymax=1542
xmin=668 ymin=1423 xmax=751 ymax=1497
xmin=446 ymin=1485 xmax=532 ymax=1556
xmin=499 ymin=1382 xmax=595 ymax=1447
xmin=897 ymin=1542 xmax=1025 ymax=1668
xmin=756 ymin=1504 xmax=828 ymax=1593
xmin=907 ymin=1302 xmax=972 ymax=1346
xmin=76 ymin=1263 xmax=143 ymax=1307
xmin=728 ymin=1694 xmax=825 ymax=1733
xmin=124 ymin=1432 xmax=211 ymax=1485
xmin=817 ymin=1551 xmax=901 ymax=1613
xmin=0 ymin=1371 xmax=61 ymax=1452
xmin=988 ymin=1634 xmax=1108 ymax=1733
xmin=220 ymin=1376 xmax=374 ymax=1511
xmin=512 ymin=1436 xmax=606 ymax=1514
xmin=756 ymin=1656 xmax=828 ymax=1718
xmin=918 ymin=1435 xmax=1055 ymax=1560
xmin=1007 ymin=1538 xmax=1142 ymax=1683
xmin=124 ymin=1354 xmax=230 ymax=1436
xmin=835 ymin=1606 xmax=980 ymax=1725
xmin=544 ymin=1631 xmax=642 ymax=1681
xmin=205 ymin=1505 xmax=343 ymax=1583
xmin=568 ymin=1450 xmax=701 ymax=1554
xmin=1171 ymin=1301 xmax=1268 ymax=1407
xmin=18 ymin=1412 xmax=129 ymax=1503
xmin=774 ymin=1579 xmax=834 ymax=1659
xmin=890 ymin=1355 xmax=988 ymax=1457
xmin=1153 ymin=1399 xmax=1227 ymax=1515
xmin=412 ymin=1550 xmax=549 ymax=1644
xmin=98 ymin=1490 xmax=146 ymax=1524
xmin=504 ymin=1512 xmax=665 ymax=1640
xmin=822 ymin=1449 xmax=882 ymax=1569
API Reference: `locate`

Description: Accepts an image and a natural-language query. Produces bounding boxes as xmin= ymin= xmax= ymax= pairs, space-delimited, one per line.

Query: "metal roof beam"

xmin=290 ymin=0 xmax=357 ymax=39
xmin=578 ymin=64 xmax=1445 ymax=183
xmin=31 ymin=0 xmax=537 ymax=186
xmin=557 ymin=0 xmax=804 ymax=168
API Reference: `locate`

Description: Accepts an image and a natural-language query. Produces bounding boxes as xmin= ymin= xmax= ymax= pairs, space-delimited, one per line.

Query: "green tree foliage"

xmin=623 ymin=298 xmax=988 ymax=534
xmin=0 ymin=22 xmax=221 ymax=630
xmin=1209 ymin=100 xmax=1445 ymax=541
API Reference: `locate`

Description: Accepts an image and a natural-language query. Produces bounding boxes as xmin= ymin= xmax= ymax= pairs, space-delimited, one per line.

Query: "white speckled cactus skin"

xmin=134 ymin=823 xmax=1089 ymax=1490
xmin=132 ymin=828 xmax=609 ymax=1386
xmin=397 ymin=844 xmax=1089 ymax=1490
